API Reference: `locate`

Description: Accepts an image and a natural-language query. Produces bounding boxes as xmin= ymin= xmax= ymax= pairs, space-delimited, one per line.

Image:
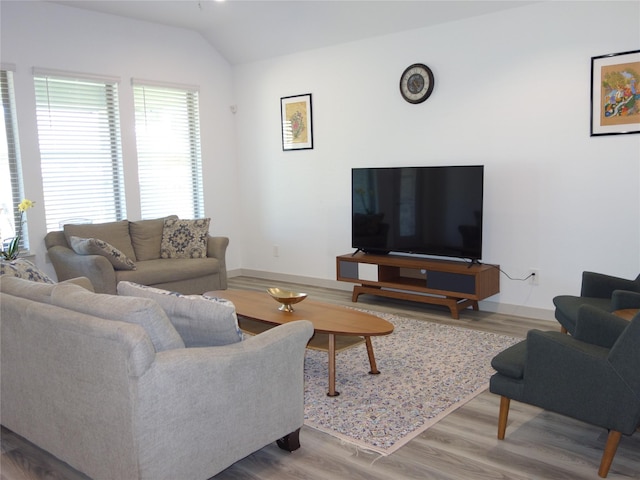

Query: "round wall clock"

xmin=399 ymin=63 xmax=434 ymax=104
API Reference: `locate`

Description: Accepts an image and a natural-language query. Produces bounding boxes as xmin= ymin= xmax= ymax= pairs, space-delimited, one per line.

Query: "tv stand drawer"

xmin=426 ymin=271 xmax=475 ymax=295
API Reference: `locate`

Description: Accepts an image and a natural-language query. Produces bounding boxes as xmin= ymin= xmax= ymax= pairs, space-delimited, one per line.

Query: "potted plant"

xmin=1 ymin=199 xmax=35 ymax=260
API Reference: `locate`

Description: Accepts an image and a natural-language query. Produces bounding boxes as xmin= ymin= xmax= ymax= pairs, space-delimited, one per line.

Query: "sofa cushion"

xmin=130 ymin=215 xmax=178 ymax=261
xmin=51 ymin=283 xmax=185 ymax=352
xmin=0 ymin=258 xmax=55 ymax=283
xmin=114 ymin=257 xmax=220 ymax=286
xmin=117 ymin=281 xmax=242 ymax=347
xmin=64 ymin=220 xmax=137 ymax=262
xmin=69 ymin=236 xmax=136 ymax=271
xmin=160 ymin=218 xmax=210 ymax=259
xmin=0 ymin=276 xmax=95 ymax=304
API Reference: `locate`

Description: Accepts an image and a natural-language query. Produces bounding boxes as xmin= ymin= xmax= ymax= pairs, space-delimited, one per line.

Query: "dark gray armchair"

xmin=490 ymin=306 xmax=640 ymax=478
xmin=553 ymin=271 xmax=640 ymax=334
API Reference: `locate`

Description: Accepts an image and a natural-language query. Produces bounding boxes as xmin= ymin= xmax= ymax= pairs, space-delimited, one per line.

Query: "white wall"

xmin=232 ymin=1 xmax=640 ymax=318
xmin=0 ymin=1 xmax=242 ymax=276
xmin=2 ymin=1 xmax=639 ymax=319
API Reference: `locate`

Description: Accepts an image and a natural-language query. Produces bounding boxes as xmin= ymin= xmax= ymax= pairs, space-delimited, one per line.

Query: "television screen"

xmin=352 ymin=166 xmax=484 ymax=260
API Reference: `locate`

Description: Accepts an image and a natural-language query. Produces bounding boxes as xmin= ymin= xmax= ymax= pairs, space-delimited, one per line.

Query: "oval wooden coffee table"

xmin=206 ymin=289 xmax=394 ymax=396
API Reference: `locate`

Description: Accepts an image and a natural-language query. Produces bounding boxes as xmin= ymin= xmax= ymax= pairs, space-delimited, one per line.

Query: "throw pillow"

xmin=0 ymin=258 xmax=55 ymax=283
xmin=160 ymin=218 xmax=210 ymax=259
xmin=64 ymin=220 xmax=137 ymax=261
xmin=117 ymin=281 xmax=243 ymax=347
xmin=51 ymin=283 xmax=185 ymax=352
xmin=69 ymin=236 xmax=136 ymax=271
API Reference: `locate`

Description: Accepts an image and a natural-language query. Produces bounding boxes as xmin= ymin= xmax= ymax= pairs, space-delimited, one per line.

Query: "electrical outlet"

xmin=529 ymin=269 xmax=539 ymax=286
xmin=273 ymin=245 xmax=279 ymax=257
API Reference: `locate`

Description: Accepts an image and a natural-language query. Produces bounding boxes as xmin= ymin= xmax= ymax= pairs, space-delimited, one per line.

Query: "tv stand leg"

xmin=352 ymin=286 xmax=361 ymax=302
xmin=352 ymin=285 xmax=380 ymax=302
xmin=448 ymin=298 xmax=478 ymax=319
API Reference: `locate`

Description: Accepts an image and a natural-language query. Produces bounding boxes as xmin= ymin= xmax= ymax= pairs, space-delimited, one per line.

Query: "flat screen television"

xmin=352 ymin=165 xmax=484 ymax=260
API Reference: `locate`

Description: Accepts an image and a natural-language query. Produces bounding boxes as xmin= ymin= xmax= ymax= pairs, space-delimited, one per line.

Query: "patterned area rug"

xmin=303 ymin=311 xmax=520 ymax=455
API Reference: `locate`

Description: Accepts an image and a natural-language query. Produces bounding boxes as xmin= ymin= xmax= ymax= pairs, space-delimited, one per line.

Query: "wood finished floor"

xmin=2 ymin=276 xmax=639 ymax=479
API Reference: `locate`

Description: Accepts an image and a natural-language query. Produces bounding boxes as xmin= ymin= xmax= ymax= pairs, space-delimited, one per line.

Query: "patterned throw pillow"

xmin=68 ymin=236 xmax=136 ymax=270
xmin=0 ymin=258 xmax=55 ymax=283
xmin=63 ymin=220 xmax=137 ymax=261
xmin=160 ymin=218 xmax=210 ymax=259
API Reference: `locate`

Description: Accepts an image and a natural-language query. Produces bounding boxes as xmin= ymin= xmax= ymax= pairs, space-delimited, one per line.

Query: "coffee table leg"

xmin=365 ymin=337 xmax=380 ymax=375
xmin=327 ymin=334 xmax=340 ymax=397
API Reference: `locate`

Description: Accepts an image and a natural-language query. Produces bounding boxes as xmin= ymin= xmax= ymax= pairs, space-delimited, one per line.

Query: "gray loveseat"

xmin=0 ymin=276 xmax=313 ymax=480
xmin=44 ymin=216 xmax=229 ymax=295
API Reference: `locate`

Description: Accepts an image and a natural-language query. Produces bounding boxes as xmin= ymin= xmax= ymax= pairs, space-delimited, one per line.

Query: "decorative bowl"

xmin=267 ymin=287 xmax=307 ymax=312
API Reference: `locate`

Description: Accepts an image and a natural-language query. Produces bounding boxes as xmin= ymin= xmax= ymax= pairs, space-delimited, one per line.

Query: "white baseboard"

xmin=228 ymin=268 xmax=557 ymax=322
xmin=229 ymin=268 xmax=352 ymax=291
xmin=478 ymin=300 xmax=556 ymax=323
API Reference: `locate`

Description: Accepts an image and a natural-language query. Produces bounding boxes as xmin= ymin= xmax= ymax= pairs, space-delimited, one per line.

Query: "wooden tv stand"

xmin=336 ymin=252 xmax=500 ymax=319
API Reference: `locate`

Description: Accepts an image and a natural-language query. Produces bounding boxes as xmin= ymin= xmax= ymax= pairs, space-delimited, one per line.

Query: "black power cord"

xmin=466 ymin=261 xmax=536 ymax=282
xmin=498 ymin=268 xmax=536 ymax=282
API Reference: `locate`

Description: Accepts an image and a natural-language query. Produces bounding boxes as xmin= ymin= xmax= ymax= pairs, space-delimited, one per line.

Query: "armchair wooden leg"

xmin=598 ymin=430 xmax=622 ymax=478
xmin=497 ymin=396 xmax=510 ymax=440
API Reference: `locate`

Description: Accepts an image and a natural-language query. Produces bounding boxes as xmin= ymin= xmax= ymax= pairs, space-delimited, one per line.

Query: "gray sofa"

xmin=44 ymin=216 xmax=229 ymax=295
xmin=0 ymin=276 xmax=313 ymax=480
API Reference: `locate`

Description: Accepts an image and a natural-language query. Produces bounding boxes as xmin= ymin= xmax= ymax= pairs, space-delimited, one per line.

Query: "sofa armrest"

xmin=581 ymin=271 xmax=640 ymax=298
xmin=207 ymin=236 xmax=229 ymax=288
xmin=47 ymin=245 xmax=117 ymax=294
xmin=136 ymin=320 xmax=314 ymax=479
xmin=207 ymin=236 xmax=228 ymax=260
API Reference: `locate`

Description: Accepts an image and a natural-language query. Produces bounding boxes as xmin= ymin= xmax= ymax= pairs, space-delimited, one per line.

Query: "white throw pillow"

xmin=117 ymin=281 xmax=243 ymax=347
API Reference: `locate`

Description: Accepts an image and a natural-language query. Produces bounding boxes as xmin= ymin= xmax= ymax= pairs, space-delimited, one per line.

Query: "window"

xmin=133 ymin=81 xmax=204 ymax=219
xmin=0 ymin=67 xmax=26 ymax=249
xmin=34 ymin=71 xmax=126 ymax=231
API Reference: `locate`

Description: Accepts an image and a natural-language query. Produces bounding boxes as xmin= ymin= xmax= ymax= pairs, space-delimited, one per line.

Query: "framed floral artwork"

xmin=590 ymin=49 xmax=640 ymax=136
xmin=281 ymin=93 xmax=313 ymax=150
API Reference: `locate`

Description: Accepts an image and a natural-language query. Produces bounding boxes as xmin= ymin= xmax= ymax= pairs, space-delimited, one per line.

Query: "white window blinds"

xmin=133 ymin=81 xmax=204 ymax=219
xmin=34 ymin=71 xmax=126 ymax=231
xmin=0 ymin=68 xmax=26 ymax=249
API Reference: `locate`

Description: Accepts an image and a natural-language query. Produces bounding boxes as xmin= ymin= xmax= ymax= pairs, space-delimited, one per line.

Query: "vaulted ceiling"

xmin=50 ymin=1 xmax=537 ymax=64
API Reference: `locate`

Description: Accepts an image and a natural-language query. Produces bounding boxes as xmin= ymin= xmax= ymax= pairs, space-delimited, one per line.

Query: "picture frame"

xmin=590 ymin=49 xmax=640 ymax=136
xmin=281 ymin=93 xmax=313 ymax=150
